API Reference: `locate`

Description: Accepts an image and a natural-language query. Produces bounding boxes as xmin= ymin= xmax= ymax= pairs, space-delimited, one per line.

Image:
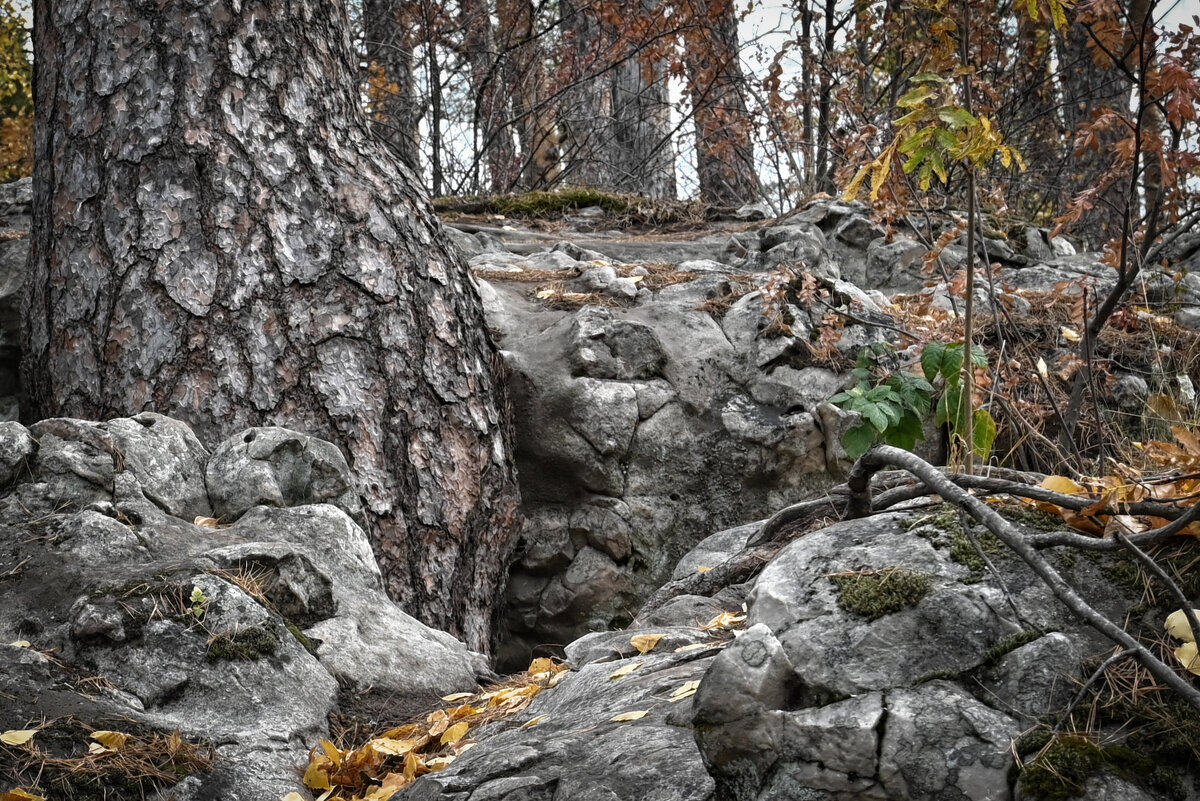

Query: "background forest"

xmin=2 ymin=0 xmax=1199 ymax=254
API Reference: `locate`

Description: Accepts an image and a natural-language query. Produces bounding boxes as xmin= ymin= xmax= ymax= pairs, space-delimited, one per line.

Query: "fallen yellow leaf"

xmin=610 ymin=710 xmax=649 ymax=722
xmin=0 ymin=790 xmax=46 ymax=801
xmin=87 ymin=742 xmax=113 ymax=756
xmin=675 ymin=642 xmax=718 ymax=653
xmin=370 ymin=736 xmax=428 ymax=757
xmin=302 ymin=757 xmax=333 ymax=791
xmin=696 ymin=566 xmax=712 ymax=573
xmin=426 ymin=755 xmax=456 ymax=772
xmin=318 ymin=739 xmax=341 ymax=766
xmin=441 ymin=721 xmax=469 ymax=746
xmin=0 ymin=730 xmax=36 ymax=746
xmin=1175 ymin=641 xmax=1200 ymax=676
xmin=522 ymin=715 xmax=547 ymax=728
xmin=440 ymin=692 xmax=473 ymax=702
xmin=91 ymin=730 xmax=130 ymax=751
xmin=701 ymin=611 xmax=747 ymax=631
xmin=630 ymin=633 xmax=664 ymax=654
xmin=8 ymin=640 xmax=30 ymax=648
xmin=193 ymin=516 xmax=220 ymax=528
xmin=609 ymin=662 xmax=643 ymax=679
xmin=669 ymin=680 xmax=701 ymax=701
xmin=279 ymin=794 xmax=306 ymax=801
xmin=1060 ymin=326 xmax=1081 ymax=342
xmin=1040 ymin=475 xmax=1087 ymax=496
xmin=1165 ymin=609 xmax=1200 ymax=643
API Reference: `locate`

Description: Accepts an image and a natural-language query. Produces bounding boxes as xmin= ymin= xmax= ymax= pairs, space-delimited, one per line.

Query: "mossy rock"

xmin=205 ymin=624 xmax=279 ymax=662
xmin=831 ymin=566 xmax=932 ymax=621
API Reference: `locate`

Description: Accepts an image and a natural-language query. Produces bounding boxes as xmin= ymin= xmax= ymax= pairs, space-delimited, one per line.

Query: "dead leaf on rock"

xmin=8 ymin=640 xmax=30 ymax=648
xmin=630 ymin=633 xmax=664 ymax=654
xmin=440 ymin=692 xmax=473 ymax=702
xmin=701 ymin=611 xmax=747 ymax=631
xmin=522 ymin=715 xmax=547 ymax=728
xmin=609 ymin=662 xmax=643 ymax=679
xmin=193 ymin=516 xmax=221 ymax=528
xmin=610 ymin=710 xmax=649 ymax=722
xmin=669 ymin=680 xmax=701 ymax=701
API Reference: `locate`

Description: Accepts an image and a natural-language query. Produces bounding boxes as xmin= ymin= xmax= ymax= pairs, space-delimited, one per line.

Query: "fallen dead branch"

xmin=845 ymin=444 xmax=1200 ymax=711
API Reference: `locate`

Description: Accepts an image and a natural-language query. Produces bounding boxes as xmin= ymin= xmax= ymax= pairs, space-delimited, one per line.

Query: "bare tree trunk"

xmin=364 ymin=0 xmax=422 ymax=171
xmin=560 ymin=0 xmax=676 ymax=197
xmin=498 ymin=0 xmax=561 ymax=190
xmin=814 ymin=0 xmax=838 ymax=193
xmin=686 ymin=0 xmax=759 ymax=205
xmin=25 ymin=0 xmax=522 ymax=653
xmin=461 ymin=0 xmax=518 ymax=193
xmin=1056 ymin=8 xmax=1131 ymax=249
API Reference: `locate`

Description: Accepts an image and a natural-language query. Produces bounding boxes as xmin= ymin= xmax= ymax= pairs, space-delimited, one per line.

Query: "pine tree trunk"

xmin=25 ymin=0 xmax=522 ymax=653
xmin=560 ymin=0 xmax=676 ymax=198
xmin=364 ymin=0 xmax=422 ymax=171
xmin=686 ymin=0 xmax=758 ymax=205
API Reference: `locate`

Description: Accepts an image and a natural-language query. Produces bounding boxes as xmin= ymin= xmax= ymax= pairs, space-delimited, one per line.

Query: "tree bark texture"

xmin=25 ymin=0 xmax=522 ymax=653
xmin=560 ymin=0 xmax=676 ymax=198
xmin=686 ymin=0 xmax=759 ymax=205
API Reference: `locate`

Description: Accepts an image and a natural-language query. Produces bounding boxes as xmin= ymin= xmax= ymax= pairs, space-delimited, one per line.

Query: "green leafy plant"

xmin=831 ymin=341 xmax=998 ymax=461
xmin=921 ymin=341 xmax=996 ymax=460
xmin=189 ymin=586 xmax=209 ymax=621
xmin=830 ymin=346 xmax=933 ymax=458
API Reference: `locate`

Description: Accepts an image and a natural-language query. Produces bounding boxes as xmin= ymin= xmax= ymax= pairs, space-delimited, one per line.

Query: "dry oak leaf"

xmin=90 ymin=730 xmax=130 ymax=751
xmin=0 ymin=791 xmax=46 ymax=801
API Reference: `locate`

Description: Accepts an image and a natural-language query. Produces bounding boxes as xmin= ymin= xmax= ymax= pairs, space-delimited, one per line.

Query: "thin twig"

xmin=1115 ymin=532 xmax=1200 ymax=645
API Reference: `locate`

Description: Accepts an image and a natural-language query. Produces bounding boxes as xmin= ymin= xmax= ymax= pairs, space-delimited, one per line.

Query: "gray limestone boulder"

xmin=0 ymin=416 xmax=486 ymax=800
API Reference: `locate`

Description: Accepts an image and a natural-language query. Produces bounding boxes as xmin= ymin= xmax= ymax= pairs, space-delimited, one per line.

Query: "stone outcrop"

xmin=0 ymin=415 xmax=488 ymax=799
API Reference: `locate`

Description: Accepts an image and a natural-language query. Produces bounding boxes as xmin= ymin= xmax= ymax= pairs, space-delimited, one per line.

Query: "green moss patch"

xmin=205 ymin=624 xmax=279 ymax=662
xmin=831 ymin=567 xmax=932 ymax=621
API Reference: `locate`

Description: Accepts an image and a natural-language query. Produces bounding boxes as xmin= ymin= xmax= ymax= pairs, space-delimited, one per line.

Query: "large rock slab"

xmin=0 ymin=416 xmax=485 ymax=799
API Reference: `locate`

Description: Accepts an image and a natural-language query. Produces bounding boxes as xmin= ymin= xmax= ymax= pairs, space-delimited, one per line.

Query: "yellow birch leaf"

xmin=370 ymin=736 xmax=428 ymax=756
xmin=0 ymin=730 xmax=36 ymax=746
xmin=842 ymin=165 xmax=871 ymax=202
xmin=1165 ymin=609 xmax=1200 ymax=642
xmin=426 ymin=755 xmax=456 ymax=772
xmin=441 ymin=721 xmax=470 ymax=746
xmin=302 ymin=758 xmax=333 ymax=791
xmin=1040 ymin=475 xmax=1086 ymax=496
xmin=403 ymin=751 xmax=422 ymax=781
xmin=1060 ymin=326 xmax=1081 ymax=342
xmin=91 ymin=730 xmax=130 ymax=751
xmin=1174 ymin=641 xmax=1200 ymax=675
xmin=522 ymin=715 xmax=547 ymax=728
xmin=426 ymin=709 xmax=450 ymax=736
xmin=528 ymin=657 xmax=560 ymax=675
xmin=279 ymin=794 xmax=306 ymax=801
xmin=8 ymin=640 xmax=30 ymax=648
xmin=87 ymin=742 xmax=112 ymax=756
xmin=609 ymin=710 xmax=649 ymax=722
xmin=670 ymin=680 xmax=701 ymax=701
xmin=362 ymin=773 xmax=409 ymax=801
xmin=675 ymin=642 xmax=716 ymax=652
xmin=609 ymin=662 xmax=643 ymax=679
xmin=631 ymin=633 xmax=665 ymax=654
xmin=318 ymin=739 xmax=341 ymax=766
xmin=535 ymin=289 xmax=557 ymax=299
xmin=441 ymin=692 xmax=474 ymax=702
xmin=1 ymin=791 xmax=46 ymax=801
xmin=696 ymin=566 xmax=712 ymax=573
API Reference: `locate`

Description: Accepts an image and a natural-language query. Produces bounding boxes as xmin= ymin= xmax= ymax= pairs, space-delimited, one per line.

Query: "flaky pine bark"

xmin=25 ymin=0 xmax=521 ymax=652
xmin=686 ymin=0 xmax=759 ymax=205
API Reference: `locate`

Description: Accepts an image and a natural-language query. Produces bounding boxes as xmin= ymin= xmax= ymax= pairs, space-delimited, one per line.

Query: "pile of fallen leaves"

xmin=289 ymin=658 xmax=570 ymax=801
